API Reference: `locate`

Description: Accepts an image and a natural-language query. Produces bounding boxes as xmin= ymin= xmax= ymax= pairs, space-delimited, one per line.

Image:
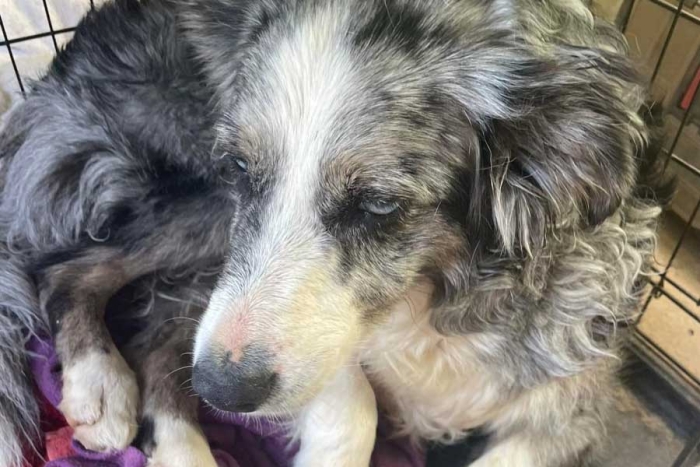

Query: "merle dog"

xmin=0 ymin=0 xmax=672 ymax=466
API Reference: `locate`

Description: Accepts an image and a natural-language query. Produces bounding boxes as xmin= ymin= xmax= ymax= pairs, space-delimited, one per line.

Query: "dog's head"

xmin=188 ymin=0 xmax=647 ymax=414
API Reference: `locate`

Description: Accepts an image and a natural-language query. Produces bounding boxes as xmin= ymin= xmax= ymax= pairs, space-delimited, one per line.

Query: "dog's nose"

xmin=192 ymin=349 xmax=278 ymax=413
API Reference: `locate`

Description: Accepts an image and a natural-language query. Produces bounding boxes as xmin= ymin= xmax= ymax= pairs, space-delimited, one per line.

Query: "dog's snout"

xmin=192 ymin=348 xmax=278 ymax=413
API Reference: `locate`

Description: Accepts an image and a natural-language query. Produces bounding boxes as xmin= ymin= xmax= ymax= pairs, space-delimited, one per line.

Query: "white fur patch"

xmin=194 ymin=5 xmax=357 ymax=367
xmin=59 ymin=349 xmax=139 ymax=452
xmin=361 ymin=283 xmax=509 ymax=443
xmin=467 ymin=437 xmax=536 ymax=467
xmin=0 ymin=418 xmax=24 ymax=467
xmin=147 ymin=415 xmax=217 ymax=467
xmin=293 ymin=365 xmax=377 ymax=467
xmin=194 ymin=5 xmax=365 ymax=414
xmin=361 ymin=284 xmax=603 ymax=464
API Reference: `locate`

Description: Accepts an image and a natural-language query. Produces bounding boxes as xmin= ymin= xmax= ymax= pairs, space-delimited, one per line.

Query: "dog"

xmin=184 ymin=0 xmax=672 ymax=464
xmin=0 ymin=0 xmax=673 ymax=465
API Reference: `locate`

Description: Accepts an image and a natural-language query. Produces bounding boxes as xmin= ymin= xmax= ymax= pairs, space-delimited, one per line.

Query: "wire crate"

xmin=1 ymin=0 xmax=96 ymax=97
xmin=611 ymin=2 xmax=700 ymax=465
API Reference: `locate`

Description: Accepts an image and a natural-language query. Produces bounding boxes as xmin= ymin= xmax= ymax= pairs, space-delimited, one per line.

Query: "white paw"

xmin=147 ymin=416 xmax=217 ymax=467
xmin=293 ymin=366 xmax=377 ymax=467
xmin=467 ymin=438 xmax=536 ymax=467
xmin=59 ymin=349 xmax=139 ymax=452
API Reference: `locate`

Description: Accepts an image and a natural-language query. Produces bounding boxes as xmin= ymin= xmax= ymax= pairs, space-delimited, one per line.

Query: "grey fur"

xmin=0 ymin=0 xmax=218 ymax=253
xmin=120 ymin=270 xmax=219 ymax=456
xmin=183 ymin=0 xmax=672 ymax=465
xmin=0 ymin=0 xmax=674 ymax=465
xmin=0 ymin=244 xmax=41 ymax=466
xmin=0 ymin=0 xmax=235 ymax=462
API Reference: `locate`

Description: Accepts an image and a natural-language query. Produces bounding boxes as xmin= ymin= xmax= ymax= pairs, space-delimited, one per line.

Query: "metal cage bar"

xmin=656 ymin=198 xmax=700 ymax=291
xmin=625 ymin=0 xmax=700 ymax=462
xmin=664 ymin=83 xmax=700 ymax=171
xmin=650 ymin=0 xmax=686 ymax=83
xmin=672 ymin=432 xmax=700 ymax=467
xmin=0 ymin=1 xmax=90 ymax=94
xmin=0 ymin=12 xmax=24 ymax=94
xmin=0 ymin=27 xmax=76 ymax=47
xmin=644 ymin=0 xmax=700 ymax=26
xmin=632 ymin=0 xmax=700 ymax=383
xmin=42 ymin=0 xmax=60 ymax=53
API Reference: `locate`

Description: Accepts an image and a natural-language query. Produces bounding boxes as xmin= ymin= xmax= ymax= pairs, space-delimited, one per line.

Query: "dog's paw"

xmin=59 ymin=349 xmax=139 ymax=452
xmin=466 ymin=438 xmax=536 ymax=467
xmin=293 ymin=366 xmax=377 ymax=467
xmin=146 ymin=416 xmax=217 ymax=467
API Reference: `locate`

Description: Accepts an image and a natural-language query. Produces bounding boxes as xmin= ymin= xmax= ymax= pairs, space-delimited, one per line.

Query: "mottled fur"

xmin=0 ymin=0 xmax=236 ymax=464
xmin=0 ymin=0 xmax=673 ymax=466
xmin=184 ymin=0 xmax=672 ymax=465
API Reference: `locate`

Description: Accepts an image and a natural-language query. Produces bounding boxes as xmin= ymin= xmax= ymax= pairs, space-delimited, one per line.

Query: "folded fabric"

xmin=45 ymin=427 xmax=75 ymax=462
xmin=27 ymin=337 xmax=425 ymax=467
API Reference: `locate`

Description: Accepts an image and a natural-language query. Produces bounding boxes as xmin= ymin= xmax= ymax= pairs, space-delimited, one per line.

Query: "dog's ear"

xmin=177 ymin=0 xmax=283 ymax=98
xmin=459 ymin=46 xmax=645 ymax=257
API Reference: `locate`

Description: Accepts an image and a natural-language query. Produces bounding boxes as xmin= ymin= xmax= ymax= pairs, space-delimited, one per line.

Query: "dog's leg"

xmin=124 ymin=305 xmax=217 ymax=467
xmin=293 ymin=365 xmax=378 ymax=467
xmin=38 ymin=248 xmax=151 ymax=452
xmin=35 ymin=182 xmax=233 ymax=452
xmin=144 ymin=413 xmax=215 ymax=467
xmin=466 ymin=373 xmax=605 ymax=467
xmin=466 ymin=437 xmax=537 ymax=467
xmin=466 ymin=434 xmax=594 ymax=467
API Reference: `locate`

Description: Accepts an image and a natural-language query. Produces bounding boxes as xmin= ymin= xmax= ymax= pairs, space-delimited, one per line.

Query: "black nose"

xmin=192 ymin=348 xmax=278 ymax=413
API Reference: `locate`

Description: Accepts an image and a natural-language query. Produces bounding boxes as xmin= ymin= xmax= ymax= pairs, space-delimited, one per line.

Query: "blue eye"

xmin=232 ymin=156 xmax=249 ymax=172
xmin=221 ymin=152 xmax=248 ymax=172
xmin=359 ymin=200 xmax=399 ymax=216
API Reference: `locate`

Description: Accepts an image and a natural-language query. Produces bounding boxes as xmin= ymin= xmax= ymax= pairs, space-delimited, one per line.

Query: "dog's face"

xmin=190 ymin=0 xmax=646 ymax=414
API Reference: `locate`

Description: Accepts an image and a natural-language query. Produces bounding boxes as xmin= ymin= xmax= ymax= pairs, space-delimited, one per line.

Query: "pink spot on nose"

xmin=216 ymin=308 xmax=250 ymax=363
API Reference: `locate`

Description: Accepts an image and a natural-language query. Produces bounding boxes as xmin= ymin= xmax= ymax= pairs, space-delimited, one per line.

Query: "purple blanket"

xmin=28 ymin=337 xmax=425 ymax=467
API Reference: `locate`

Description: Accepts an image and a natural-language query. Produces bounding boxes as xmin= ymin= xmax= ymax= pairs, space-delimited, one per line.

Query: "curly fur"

xmin=184 ymin=0 xmax=673 ymax=465
xmin=0 ymin=0 xmax=674 ymax=465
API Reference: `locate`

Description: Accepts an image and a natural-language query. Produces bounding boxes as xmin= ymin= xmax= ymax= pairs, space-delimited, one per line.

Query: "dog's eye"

xmin=231 ymin=155 xmax=249 ymax=172
xmin=359 ymin=199 xmax=399 ymax=216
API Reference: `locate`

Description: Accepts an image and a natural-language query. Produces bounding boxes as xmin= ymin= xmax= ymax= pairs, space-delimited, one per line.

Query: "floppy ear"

xmin=0 ymin=94 xmax=139 ymax=250
xmin=471 ymin=47 xmax=645 ymax=257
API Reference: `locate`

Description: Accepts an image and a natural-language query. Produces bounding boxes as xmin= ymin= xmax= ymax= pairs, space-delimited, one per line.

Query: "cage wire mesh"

xmin=616 ymin=0 xmax=700 ymax=397
xmin=1 ymin=0 xmax=699 ymax=465
xmin=0 ymin=0 xmax=94 ymax=97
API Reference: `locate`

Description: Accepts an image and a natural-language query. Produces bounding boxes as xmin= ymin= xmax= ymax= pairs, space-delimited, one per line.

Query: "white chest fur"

xmin=360 ymin=285 xmax=511 ymax=442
